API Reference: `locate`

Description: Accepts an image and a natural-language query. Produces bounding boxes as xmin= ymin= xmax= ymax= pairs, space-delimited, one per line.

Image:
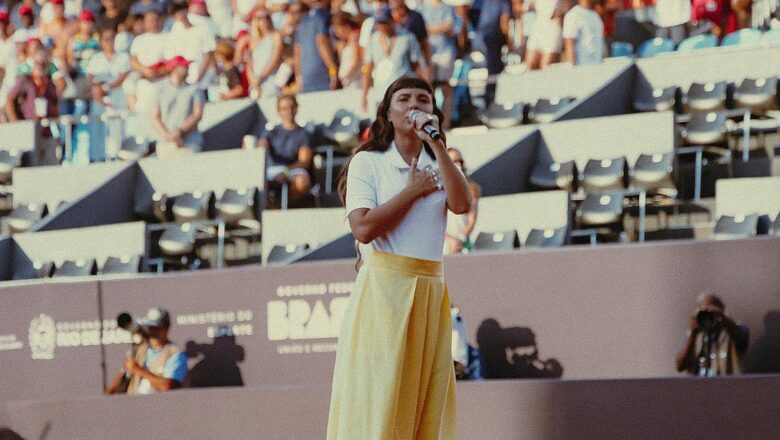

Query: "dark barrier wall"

xmin=1 ymin=238 xmax=778 ymax=401
xmin=557 ymin=62 xmax=634 ymax=121
xmin=201 ymin=99 xmax=261 ymax=151
xmin=0 ymin=236 xmax=10 ymax=281
xmin=2 ymin=376 xmax=779 ymax=440
xmin=0 ymin=281 xmax=104 ymax=400
xmin=33 ymin=163 xmax=139 ymax=232
xmin=470 ymin=130 xmax=540 ymax=196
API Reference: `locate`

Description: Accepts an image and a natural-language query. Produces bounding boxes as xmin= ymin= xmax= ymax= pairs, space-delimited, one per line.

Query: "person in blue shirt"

xmin=294 ymin=0 xmax=341 ymax=92
xmin=107 ymin=308 xmax=189 ymax=395
xmin=390 ymin=0 xmax=432 ymax=79
xmin=475 ymin=0 xmax=511 ymax=105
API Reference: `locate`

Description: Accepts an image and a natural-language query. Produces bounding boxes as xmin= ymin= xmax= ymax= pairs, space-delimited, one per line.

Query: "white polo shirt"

xmin=346 ymin=142 xmax=447 ymax=262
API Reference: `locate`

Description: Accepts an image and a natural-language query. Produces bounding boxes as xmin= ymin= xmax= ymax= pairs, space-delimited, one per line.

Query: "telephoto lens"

xmin=696 ymin=310 xmax=724 ymax=332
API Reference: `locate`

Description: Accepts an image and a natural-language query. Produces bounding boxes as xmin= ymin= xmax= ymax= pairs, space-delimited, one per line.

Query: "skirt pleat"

xmin=327 ymin=251 xmax=457 ymax=440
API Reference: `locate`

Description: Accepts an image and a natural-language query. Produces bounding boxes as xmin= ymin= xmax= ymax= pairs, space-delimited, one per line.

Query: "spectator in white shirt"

xmin=166 ymin=2 xmax=217 ymax=94
xmin=562 ymin=0 xmax=603 ymax=66
xmin=525 ymin=0 xmax=563 ymax=70
xmin=653 ymin=0 xmax=689 ymax=44
xmin=129 ymin=8 xmax=168 ymax=113
xmin=87 ymin=28 xmax=131 ymax=111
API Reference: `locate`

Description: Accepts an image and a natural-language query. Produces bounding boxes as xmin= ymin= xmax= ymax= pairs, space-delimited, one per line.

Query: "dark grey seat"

xmin=683 ymin=81 xmax=728 ymax=113
xmin=473 ymin=230 xmax=520 ymax=251
xmin=630 ymin=153 xmax=675 ymax=193
xmin=117 ymin=138 xmax=150 ymax=160
xmin=32 ymin=261 xmax=55 ymax=278
xmin=582 ymin=157 xmax=627 ymax=193
xmin=577 ymin=192 xmax=624 ymax=226
xmin=6 ymin=203 xmax=48 ymax=234
xmin=158 ymin=223 xmax=197 ymax=256
xmin=771 ymin=213 xmax=780 ymax=236
xmin=481 ymin=102 xmax=525 ymax=128
xmin=530 ymin=97 xmax=574 ymax=123
xmin=217 ymin=188 xmax=258 ymax=223
xmin=682 ymin=111 xmax=729 ymax=145
xmin=267 ymin=243 xmax=310 ymax=264
xmin=713 ymin=214 xmax=759 ymax=240
xmin=151 ymin=192 xmax=169 ymax=223
xmin=0 ymin=150 xmax=21 ymax=184
xmin=53 ymin=259 xmax=97 ymax=278
xmin=530 ymin=160 xmax=578 ymax=192
xmin=524 ymin=227 xmax=566 ymax=248
xmin=325 ymin=109 xmax=361 ymax=152
xmin=735 ymin=77 xmax=778 ymax=112
xmin=100 ymin=256 xmax=141 ymax=274
xmin=172 ymin=191 xmax=214 ymax=223
xmin=634 ymin=87 xmax=677 ymax=113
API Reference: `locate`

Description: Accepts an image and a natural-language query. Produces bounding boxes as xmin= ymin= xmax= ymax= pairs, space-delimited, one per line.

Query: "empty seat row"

xmin=32 ymin=256 xmax=141 ymax=279
xmin=3 ymin=203 xmax=48 ymax=234
xmin=530 ymin=154 xmax=675 ymax=195
xmin=472 ymin=227 xmax=567 ymax=252
xmin=713 ymin=212 xmax=780 ymax=240
xmin=481 ymin=97 xmax=576 ymax=129
xmin=143 ymin=188 xmax=261 ymax=227
xmin=635 ymin=77 xmax=779 ymax=115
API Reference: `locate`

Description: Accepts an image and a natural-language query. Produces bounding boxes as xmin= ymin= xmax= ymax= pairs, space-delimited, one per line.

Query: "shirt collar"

xmin=386 ymin=141 xmax=435 ymax=170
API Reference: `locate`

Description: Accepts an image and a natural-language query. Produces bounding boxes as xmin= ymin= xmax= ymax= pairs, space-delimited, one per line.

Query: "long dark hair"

xmin=337 ymin=75 xmax=446 ymax=204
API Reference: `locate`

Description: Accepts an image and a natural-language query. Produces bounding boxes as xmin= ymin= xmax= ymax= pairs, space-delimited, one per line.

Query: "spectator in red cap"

xmin=68 ymin=10 xmax=100 ymax=81
xmin=202 ymin=0 xmax=234 ymax=38
xmin=129 ymin=7 xmax=168 ymax=113
xmin=151 ymin=56 xmax=205 ymax=154
xmin=188 ymin=0 xmax=218 ymax=34
xmin=11 ymin=1 xmax=41 ymax=30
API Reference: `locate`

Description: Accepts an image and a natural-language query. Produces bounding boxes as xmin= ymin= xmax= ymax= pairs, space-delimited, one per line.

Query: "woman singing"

xmin=327 ymin=76 xmax=472 ymax=439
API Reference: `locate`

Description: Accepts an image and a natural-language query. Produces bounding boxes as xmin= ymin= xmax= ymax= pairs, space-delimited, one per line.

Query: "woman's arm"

xmin=259 ymin=33 xmax=285 ymax=81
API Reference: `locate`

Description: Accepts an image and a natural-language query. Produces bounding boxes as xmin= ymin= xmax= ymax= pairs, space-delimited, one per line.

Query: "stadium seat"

xmin=53 ymin=259 xmax=97 ymax=278
xmin=734 ymin=77 xmax=778 ymax=112
xmin=681 ymin=112 xmax=730 ymax=145
xmin=0 ymin=150 xmax=21 ymax=184
xmin=630 ymin=153 xmax=675 ymax=193
xmin=577 ymin=192 xmax=624 ymax=227
xmin=610 ymin=41 xmax=633 ymax=57
xmin=216 ymin=188 xmax=259 ymax=225
xmin=158 ymin=223 xmax=197 ymax=257
xmin=721 ymin=28 xmax=762 ymax=47
xmin=473 ymin=230 xmax=520 ymax=251
xmin=524 ymin=227 xmax=566 ymax=248
xmin=151 ymin=192 xmax=170 ymax=223
xmin=677 ymin=34 xmax=718 ymax=51
xmin=6 ymin=203 xmax=48 ymax=234
xmin=683 ymin=82 xmax=728 ymax=113
xmin=324 ymin=109 xmax=361 ymax=153
xmin=581 ymin=157 xmax=627 ymax=193
xmin=118 ymin=137 xmax=150 ymax=161
xmin=267 ymin=243 xmax=310 ymax=264
xmin=529 ymin=97 xmax=574 ymax=123
xmin=100 ymin=256 xmax=141 ymax=275
xmin=762 ymin=28 xmax=780 ymax=46
xmin=481 ymin=102 xmax=526 ymax=129
xmin=32 ymin=261 xmax=55 ymax=279
xmin=530 ymin=160 xmax=578 ymax=192
xmin=712 ymin=214 xmax=759 ymax=240
xmin=637 ymin=38 xmax=675 ymax=58
xmin=771 ymin=213 xmax=780 ymax=236
xmin=634 ymin=87 xmax=677 ymax=113
xmin=172 ymin=191 xmax=214 ymax=223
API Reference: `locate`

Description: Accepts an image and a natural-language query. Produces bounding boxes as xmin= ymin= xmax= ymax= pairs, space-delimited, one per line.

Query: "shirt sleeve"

xmin=163 ymin=351 xmax=189 ymax=384
xmin=345 ymin=152 xmax=377 ymax=214
xmin=562 ymin=12 xmax=578 ymax=39
xmin=116 ymin=53 xmax=131 ymax=73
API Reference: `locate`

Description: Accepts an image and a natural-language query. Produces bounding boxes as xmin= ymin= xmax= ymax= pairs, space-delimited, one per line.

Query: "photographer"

xmin=106 ymin=308 xmax=188 ymax=395
xmin=676 ymin=293 xmax=749 ymax=377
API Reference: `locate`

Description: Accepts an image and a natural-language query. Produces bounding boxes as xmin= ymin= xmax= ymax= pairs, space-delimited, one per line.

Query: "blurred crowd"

xmin=0 ymin=0 xmax=764 ymax=142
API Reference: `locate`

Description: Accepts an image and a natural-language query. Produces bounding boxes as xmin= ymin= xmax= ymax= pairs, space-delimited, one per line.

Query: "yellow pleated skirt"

xmin=327 ymin=251 xmax=457 ymax=440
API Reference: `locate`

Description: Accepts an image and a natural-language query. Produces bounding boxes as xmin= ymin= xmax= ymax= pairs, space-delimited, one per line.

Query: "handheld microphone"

xmin=408 ymin=110 xmax=442 ymax=140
